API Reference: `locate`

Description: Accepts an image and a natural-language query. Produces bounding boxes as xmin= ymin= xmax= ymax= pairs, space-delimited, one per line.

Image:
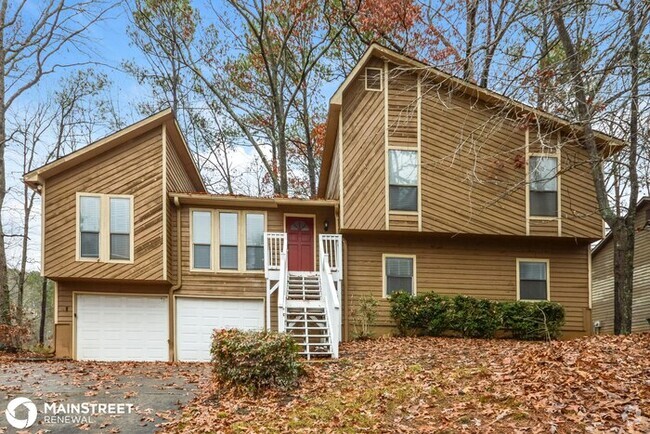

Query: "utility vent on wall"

xmin=365 ymin=67 xmax=382 ymax=92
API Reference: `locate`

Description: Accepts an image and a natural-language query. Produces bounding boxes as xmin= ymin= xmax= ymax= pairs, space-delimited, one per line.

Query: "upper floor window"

xmin=389 ymin=149 xmax=418 ymax=211
xmin=529 ymin=156 xmax=558 ymax=217
xmin=77 ymin=193 xmax=133 ymax=262
xmin=79 ymin=196 xmax=100 ymax=259
xmin=190 ymin=209 xmax=265 ymax=272
xmin=192 ymin=211 xmax=212 ymax=270
xmin=517 ymin=259 xmax=549 ymax=301
xmin=109 ymin=198 xmax=131 ymax=260
xmin=384 ymin=255 xmax=416 ymax=297
xmin=365 ymin=67 xmax=382 ymax=91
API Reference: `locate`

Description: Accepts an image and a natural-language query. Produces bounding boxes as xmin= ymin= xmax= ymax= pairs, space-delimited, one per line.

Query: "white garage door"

xmin=76 ymin=294 xmax=169 ymax=361
xmin=176 ymin=298 xmax=264 ymax=362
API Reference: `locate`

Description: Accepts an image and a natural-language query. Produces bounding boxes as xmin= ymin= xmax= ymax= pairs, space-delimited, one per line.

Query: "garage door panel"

xmin=76 ymin=294 xmax=168 ymax=362
xmin=176 ymin=298 xmax=264 ymax=362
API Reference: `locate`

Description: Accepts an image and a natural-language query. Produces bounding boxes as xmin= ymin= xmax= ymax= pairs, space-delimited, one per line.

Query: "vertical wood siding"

xmin=592 ymin=206 xmax=650 ymax=333
xmin=345 ymin=234 xmax=591 ymax=339
xmin=44 ymin=128 xmax=165 ymax=281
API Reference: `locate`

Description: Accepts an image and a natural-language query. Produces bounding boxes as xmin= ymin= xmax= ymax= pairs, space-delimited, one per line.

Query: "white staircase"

xmin=264 ymin=233 xmax=343 ymax=359
xmin=285 ymin=272 xmax=333 ymax=359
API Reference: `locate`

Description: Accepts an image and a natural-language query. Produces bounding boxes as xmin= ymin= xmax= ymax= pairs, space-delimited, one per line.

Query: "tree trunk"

xmin=612 ymin=221 xmax=635 ymax=334
xmin=39 ymin=277 xmax=48 ymax=345
xmin=0 ymin=106 xmax=8 ymax=325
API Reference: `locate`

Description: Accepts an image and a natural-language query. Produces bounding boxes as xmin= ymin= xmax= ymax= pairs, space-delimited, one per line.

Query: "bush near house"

xmin=389 ymin=292 xmax=565 ymax=340
xmin=210 ymin=329 xmax=304 ymax=393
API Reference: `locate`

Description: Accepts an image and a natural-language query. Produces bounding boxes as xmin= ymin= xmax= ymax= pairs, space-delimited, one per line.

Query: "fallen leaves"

xmin=164 ymin=333 xmax=650 ymax=433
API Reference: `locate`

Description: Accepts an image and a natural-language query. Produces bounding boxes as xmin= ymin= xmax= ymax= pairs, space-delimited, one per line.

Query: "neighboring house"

xmin=592 ymin=197 xmax=650 ymax=334
xmin=24 ymin=44 xmax=619 ymax=362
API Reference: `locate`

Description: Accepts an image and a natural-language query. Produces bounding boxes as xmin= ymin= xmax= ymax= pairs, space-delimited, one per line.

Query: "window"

xmin=79 ymin=196 xmax=100 ymax=258
xmin=246 ymin=213 xmax=265 ymax=270
xmin=219 ymin=212 xmax=239 ymax=270
xmin=389 ymin=150 xmax=418 ymax=211
xmin=529 ymin=156 xmax=558 ymax=217
xmin=109 ymin=198 xmax=131 ymax=260
xmin=190 ymin=210 xmax=266 ymax=272
xmin=384 ymin=256 xmax=415 ymax=296
xmin=518 ymin=260 xmax=549 ymax=301
xmin=192 ymin=211 xmax=212 ymax=270
xmin=77 ymin=193 xmax=133 ymax=262
xmin=365 ymin=67 xmax=382 ymax=91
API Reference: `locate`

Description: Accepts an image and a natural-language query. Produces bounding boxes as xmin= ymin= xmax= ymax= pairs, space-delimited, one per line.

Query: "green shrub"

xmin=389 ymin=291 xmax=566 ymax=341
xmin=451 ymin=295 xmax=500 ymax=338
xmin=501 ymin=301 xmax=565 ymax=340
xmin=389 ymin=292 xmax=452 ymax=336
xmin=351 ymin=295 xmax=379 ymax=340
xmin=210 ymin=329 xmax=304 ymax=393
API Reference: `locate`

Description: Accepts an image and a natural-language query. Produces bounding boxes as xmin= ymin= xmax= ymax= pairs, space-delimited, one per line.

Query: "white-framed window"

xmin=109 ymin=197 xmax=131 ymax=260
xmin=365 ymin=67 xmax=383 ymax=91
xmin=219 ymin=212 xmax=239 ymax=270
xmin=383 ymin=254 xmax=416 ymax=297
xmin=388 ymin=149 xmax=418 ymax=211
xmin=77 ymin=193 xmax=133 ymax=263
xmin=189 ymin=209 xmax=266 ymax=273
xmin=191 ymin=210 xmax=212 ymax=270
xmin=529 ymin=156 xmax=558 ymax=217
xmin=517 ymin=259 xmax=550 ymax=301
xmin=79 ymin=195 xmax=101 ymax=259
xmin=246 ymin=213 xmax=265 ymax=270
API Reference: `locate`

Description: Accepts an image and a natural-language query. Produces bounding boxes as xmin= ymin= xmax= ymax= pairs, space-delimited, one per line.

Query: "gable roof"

xmin=23 ymin=109 xmax=205 ymax=192
xmin=317 ymin=43 xmax=624 ymax=197
xmin=591 ymin=197 xmax=650 ymax=256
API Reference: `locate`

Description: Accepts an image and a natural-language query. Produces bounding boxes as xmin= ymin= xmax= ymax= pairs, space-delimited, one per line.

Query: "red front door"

xmin=286 ymin=216 xmax=314 ymax=271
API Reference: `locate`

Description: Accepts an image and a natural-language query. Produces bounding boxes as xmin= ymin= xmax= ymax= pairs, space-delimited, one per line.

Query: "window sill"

xmin=388 ymin=210 xmax=419 ymax=216
xmin=529 ymin=216 xmax=560 ymax=220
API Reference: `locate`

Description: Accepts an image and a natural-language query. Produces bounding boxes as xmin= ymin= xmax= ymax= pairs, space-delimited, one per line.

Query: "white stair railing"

xmin=319 ymin=236 xmax=341 ymax=358
xmin=264 ymin=232 xmax=287 ymax=330
xmin=277 ymin=252 xmax=288 ymax=333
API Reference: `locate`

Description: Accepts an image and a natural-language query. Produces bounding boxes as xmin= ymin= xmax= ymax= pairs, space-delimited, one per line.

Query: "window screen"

xmin=389 ymin=150 xmax=418 ymax=211
xmin=220 ymin=212 xmax=238 ymax=270
xmin=385 ymin=257 xmax=414 ymax=296
xmin=192 ymin=211 xmax=212 ymax=269
xmin=246 ymin=213 xmax=265 ymax=270
xmin=529 ymin=156 xmax=558 ymax=217
xmin=79 ymin=196 xmax=100 ymax=258
xmin=519 ymin=261 xmax=548 ymax=300
xmin=109 ymin=197 xmax=131 ymax=260
xmin=365 ymin=68 xmax=382 ymax=91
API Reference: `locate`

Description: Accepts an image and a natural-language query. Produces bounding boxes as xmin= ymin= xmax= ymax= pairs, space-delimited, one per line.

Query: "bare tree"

xmin=551 ymin=0 xmax=650 ymax=334
xmin=0 ymin=0 xmax=113 ymax=323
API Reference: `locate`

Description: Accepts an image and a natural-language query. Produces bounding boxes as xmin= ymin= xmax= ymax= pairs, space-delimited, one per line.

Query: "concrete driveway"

xmin=0 ymin=359 xmax=208 ymax=433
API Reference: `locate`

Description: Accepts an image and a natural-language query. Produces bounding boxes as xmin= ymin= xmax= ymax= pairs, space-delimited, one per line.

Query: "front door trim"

xmin=284 ymin=213 xmax=317 ymax=272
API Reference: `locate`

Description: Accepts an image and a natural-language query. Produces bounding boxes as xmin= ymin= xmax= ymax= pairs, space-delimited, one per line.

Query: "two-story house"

xmin=25 ymin=44 xmax=618 ymax=362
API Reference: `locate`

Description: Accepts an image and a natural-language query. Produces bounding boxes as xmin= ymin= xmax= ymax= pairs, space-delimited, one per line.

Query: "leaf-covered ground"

xmin=164 ymin=334 xmax=650 ymax=433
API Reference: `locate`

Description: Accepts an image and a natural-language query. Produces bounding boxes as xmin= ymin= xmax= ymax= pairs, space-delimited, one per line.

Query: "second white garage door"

xmin=176 ymin=298 xmax=264 ymax=361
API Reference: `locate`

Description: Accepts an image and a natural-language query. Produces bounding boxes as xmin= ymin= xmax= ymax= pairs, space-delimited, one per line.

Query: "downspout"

xmin=169 ymin=197 xmax=183 ymax=361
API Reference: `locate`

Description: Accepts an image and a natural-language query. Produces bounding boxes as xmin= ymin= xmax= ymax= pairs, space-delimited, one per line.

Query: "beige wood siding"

xmin=341 ymin=58 xmax=386 ymax=231
xmin=325 ymin=137 xmax=340 ymax=200
xmin=345 ymin=233 xmax=591 ymax=339
xmin=44 ymin=128 xmax=165 ymax=281
xmin=592 ymin=205 xmax=650 ymax=334
xmin=340 ymin=55 xmax=602 ymax=240
xmin=165 ymin=136 xmax=199 ymax=283
xmin=177 ymin=204 xmax=336 ymax=331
